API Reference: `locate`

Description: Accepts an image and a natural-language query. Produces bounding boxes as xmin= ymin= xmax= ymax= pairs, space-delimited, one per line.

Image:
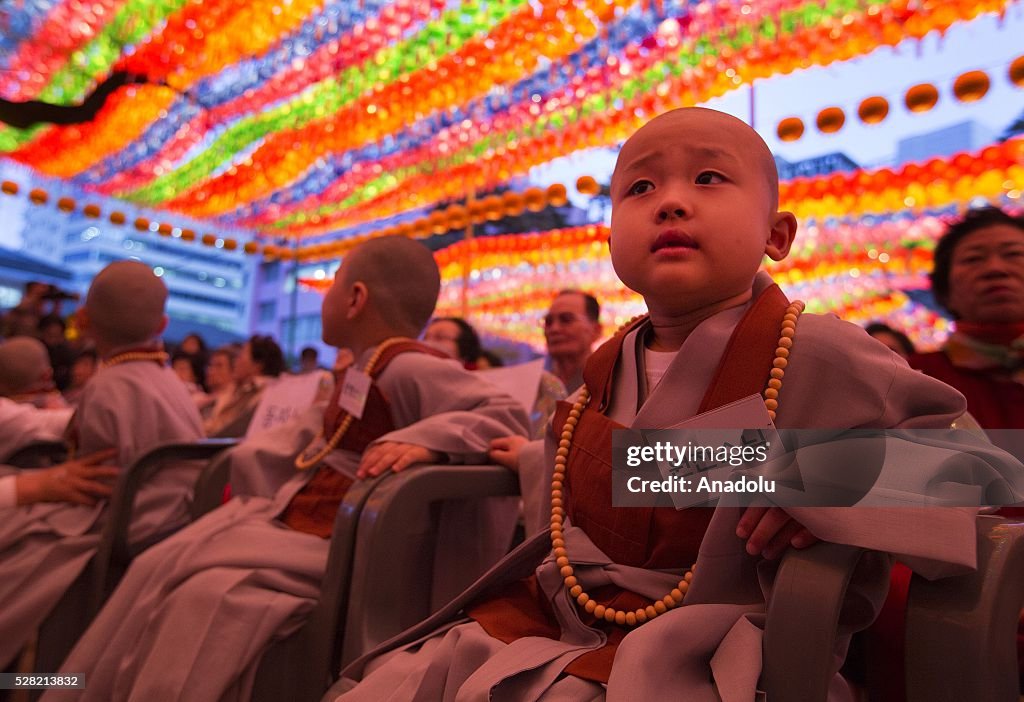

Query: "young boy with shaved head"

xmin=331 ymin=108 xmax=1017 ymax=700
xmin=48 ymin=237 xmax=529 ymax=702
xmin=0 ymin=261 xmax=204 ymax=671
xmin=0 ymin=336 xmax=73 ymax=462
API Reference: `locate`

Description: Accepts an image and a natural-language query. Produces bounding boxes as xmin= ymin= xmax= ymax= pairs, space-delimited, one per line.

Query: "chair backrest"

xmin=89 ymin=438 xmax=239 ymax=613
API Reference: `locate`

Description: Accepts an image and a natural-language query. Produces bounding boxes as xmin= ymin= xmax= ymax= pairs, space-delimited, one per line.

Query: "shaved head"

xmin=612 ymin=107 xmax=780 ymax=210
xmin=342 ymin=237 xmax=440 ymax=337
xmin=0 ymin=337 xmax=52 ymax=396
xmin=85 ymin=261 xmax=168 ymax=347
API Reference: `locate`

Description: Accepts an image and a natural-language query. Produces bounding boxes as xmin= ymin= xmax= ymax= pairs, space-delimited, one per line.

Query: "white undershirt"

xmin=643 ymin=346 xmax=677 ymax=396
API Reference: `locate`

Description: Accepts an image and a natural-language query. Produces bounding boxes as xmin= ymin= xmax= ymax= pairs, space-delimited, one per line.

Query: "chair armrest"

xmin=90 ymin=438 xmax=238 ymax=613
xmin=190 ymin=447 xmax=238 ymax=520
xmin=340 ymin=464 xmax=519 ymax=667
xmin=763 ymin=542 xmax=866 ymax=702
xmin=905 ymin=516 xmax=1024 ymax=702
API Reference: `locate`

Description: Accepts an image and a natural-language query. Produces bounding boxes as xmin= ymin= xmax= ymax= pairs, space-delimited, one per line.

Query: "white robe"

xmin=0 ymin=396 xmax=73 ymax=465
xmin=0 ymin=360 xmax=203 ymax=669
xmin=335 ymin=277 xmax=1017 ymax=702
xmin=46 ymin=348 xmax=529 ymax=702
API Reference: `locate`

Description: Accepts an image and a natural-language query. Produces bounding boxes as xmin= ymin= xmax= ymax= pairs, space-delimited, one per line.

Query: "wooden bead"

xmin=778 ymin=336 xmax=793 ymax=349
xmin=566 ymin=416 xmax=578 ymax=427
xmin=636 ymin=609 xmax=648 ymax=624
xmin=678 ymin=580 xmax=689 ymax=593
xmin=577 ymin=592 xmax=589 ymax=605
xmin=556 ymin=556 xmax=569 ymax=567
xmin=625 ymin=612 xmax=637 ymax=626
xmin=684 ymin=571 xmax=693 ymax=583
xmin=614 ymin=611 xmax=626 ymax=626
xmin=645 ymin=606 xmax=658 ymax=620
xmin=564 ymin=575 xmax=577 ymax=588
xmin=604 ymin=608 xmax=617 ymax=622
xmin=775 ymin=347 xmax=790 ymax=358
xmin=780 ymin=327 xmax=795 ymax=339
xmin=552 ymin=506 xmax=564 ymax=517
xmin=764 ymin=388 xmax=779 ymax=400
xmin=770 ymin=368 xmax=785 ymax=379
xmin=772 ymin=357 xmax=788 ymax=369
xmin=781 ymin=320 xmax=796 ymax=330
xmin=552 ymin=480 xmax=563 ymax=490
xmin=569 ymin=409 xmax=581 ymax=419
xmin=593 ymin=605 xmax=606 ymax=619
xmin=556 ymin=447 xmax=569 ymax=458
xmin=767 ymin=410 xmax=776 ymax=421
xmin=559 ymin=439 xmax=571 ymax=448
xmin=550 ymin=530 xmax=563 ymax=542
xmin=551 ymin=491 xmax=562 ymax=501
xmin=571 ymin=585 xmax=583 ymax=598
xmin=670 ymin=588 xmax=684 ymax=603
xmin=584 ymin=599 xmax=597 ymax=613
xmin=654 ymin=601 xmax=667 ymax=614
xmin=559 ymin=565 xmax=573 ymax=578
xmin=783 ymin=313 xmax=798 ymax=323
xmin=552 ymin=538 xmax=565 ymax=548
xmin=553 ymin=547 xmax=567 ymax=559
xmin=764 ymin=399 xmax=778 ymax=411
xmin=767 ymin=378 xmax=782 ymax=390
xmin=663 ymin=595 xmax=676 ymax=609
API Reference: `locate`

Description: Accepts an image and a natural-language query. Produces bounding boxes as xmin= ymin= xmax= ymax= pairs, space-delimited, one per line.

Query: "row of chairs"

xmin=8 ymin=439 xmax=1024 ymax=701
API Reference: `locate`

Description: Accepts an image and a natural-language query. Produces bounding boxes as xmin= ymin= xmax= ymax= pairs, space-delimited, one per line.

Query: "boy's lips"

xmin=651 ymin=230 xmax=698 ymax=253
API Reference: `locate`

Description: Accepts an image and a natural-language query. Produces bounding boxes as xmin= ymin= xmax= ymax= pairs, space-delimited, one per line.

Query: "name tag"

xmin=338 ymin=368 xmax=372 ymax=420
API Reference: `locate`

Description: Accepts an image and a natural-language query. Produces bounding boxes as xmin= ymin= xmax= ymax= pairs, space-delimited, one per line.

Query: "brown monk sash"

xmin=468 ymin=284 xmax=792 ymax=683
xmin=280 ymin=341 xmax=448 ymax=538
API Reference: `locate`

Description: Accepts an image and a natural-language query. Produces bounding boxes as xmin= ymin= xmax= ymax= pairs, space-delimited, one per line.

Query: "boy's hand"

xmin=488 ymin=435 xmax=529 ymax=473
xmin=735 ymin=506 xmax=817 ymax=559
xmin=17 ymin=449 xmax=120 ymax=506
xmin=357 ymin=442 xmax=440 ymax=479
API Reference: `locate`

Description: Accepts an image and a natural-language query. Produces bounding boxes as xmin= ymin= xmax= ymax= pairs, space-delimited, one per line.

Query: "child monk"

xmin=0 ymin=336 xmax=74 ymax=461
xmin=0 ymin=261 xmax=204 ymax=670
xmin=47 ymin=237 xmax=530 ymax=701
xmin=333 ymin=108 xmax=1007 ymax=700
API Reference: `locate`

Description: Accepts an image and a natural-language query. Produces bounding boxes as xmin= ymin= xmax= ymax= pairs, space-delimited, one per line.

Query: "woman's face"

xmin=206 ymin=353 xmax=233 ymax=390
xmin=422 ymin=320 xmax=462 ymax=361
xmin=233 ymin=343 xmax=259 ymax=382
xmin=172 ymin=358 xmax=197 ymax=385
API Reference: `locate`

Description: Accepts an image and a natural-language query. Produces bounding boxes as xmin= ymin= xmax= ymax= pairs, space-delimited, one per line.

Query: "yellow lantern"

xmin=576 ymin=175 xmax=600 ymax=195
xmin=816 ymin=107 xmax=846 ymax=134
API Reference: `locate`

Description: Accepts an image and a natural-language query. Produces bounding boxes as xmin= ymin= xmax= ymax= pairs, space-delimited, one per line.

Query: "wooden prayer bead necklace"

xmin=552 ymin=300 xmax=805 ymax=628
xmin=101 ymin=350 xmax=169 ymax=368
xmin=294 ymin=337 xmax=408 ymax=471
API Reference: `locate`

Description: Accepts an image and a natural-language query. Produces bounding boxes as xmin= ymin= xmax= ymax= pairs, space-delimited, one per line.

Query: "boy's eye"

xmin=695 ymin=171 xmax=724 ymax=185
xmin=627 ymin=180 xmax=654 ymax=196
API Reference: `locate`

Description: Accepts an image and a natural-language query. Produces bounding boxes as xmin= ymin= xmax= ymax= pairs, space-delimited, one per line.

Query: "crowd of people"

xmin=0 ymin=107 xmax=1021 ymax=702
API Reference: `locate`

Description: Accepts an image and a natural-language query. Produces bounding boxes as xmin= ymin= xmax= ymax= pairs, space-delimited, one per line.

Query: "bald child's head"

xmin=612 ymin=107 xmax=780 ymax=211
xmin=0 ymin=337 xmax=53 ymax=396
xmin=84 ymin=261 xmax=168 ymax=348
xmin=322 ymin=237 xmax=440 ymax=347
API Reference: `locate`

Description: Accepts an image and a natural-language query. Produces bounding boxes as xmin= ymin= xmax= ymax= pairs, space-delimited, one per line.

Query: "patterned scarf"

xmin=944 ymin=321 xmax=1024 ymax=383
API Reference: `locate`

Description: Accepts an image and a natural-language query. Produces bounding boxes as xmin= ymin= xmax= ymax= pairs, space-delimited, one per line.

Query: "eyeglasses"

xmin=542 ymin=312 xmax=589 ymax=328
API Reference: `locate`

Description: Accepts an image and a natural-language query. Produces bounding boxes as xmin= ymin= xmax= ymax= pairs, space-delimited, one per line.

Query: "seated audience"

xmin=203 ymin=335 xmax=285 ymax=437
xmin=865 ymin=321 xmax=916 ymax=360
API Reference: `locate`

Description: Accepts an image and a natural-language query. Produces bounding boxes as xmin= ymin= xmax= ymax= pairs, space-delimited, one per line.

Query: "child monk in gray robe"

xmin=47 ymin=237 xmax=529 ymax=701
xmin=0 ymin=261 xmax=204 ymax=670
xmin=332 ymin=108 xmax=1022 ymax=701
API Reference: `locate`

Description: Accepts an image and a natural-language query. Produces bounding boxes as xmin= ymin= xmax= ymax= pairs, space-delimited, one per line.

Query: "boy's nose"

xmin=656 ymin=202 xmax=689 ymax=222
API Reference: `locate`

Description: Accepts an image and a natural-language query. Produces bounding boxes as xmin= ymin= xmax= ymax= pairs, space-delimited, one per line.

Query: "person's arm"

xmin=8 ymin=449 xmax=119 ymax=507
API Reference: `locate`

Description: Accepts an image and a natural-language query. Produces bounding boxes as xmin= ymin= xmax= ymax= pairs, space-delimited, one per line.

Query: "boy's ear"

xmin=156 ymin=314 xmax=169 ymax=336
xmin=345 ymin=281 xmax=368 ymax=320
xmin=765 ymin=211 xmax=797 ymax=261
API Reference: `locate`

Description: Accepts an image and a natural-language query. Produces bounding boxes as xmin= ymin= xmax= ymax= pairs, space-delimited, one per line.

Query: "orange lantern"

xmin=547 ymin=183 xmax=569 ymax=207
xmin=1 ymin=181 xmax=18 ymax=195
xmin=777 ymin=117 xmax=804 ymax=142
xmin=501 ymin=192 xmax=525 ymax=217
xmin=201 ymin=233 xmax=217 ymax=246
xmin=446 ymin=205 xmax=468 ymax=230
xmin=109 ymin=211 xmax=126 ymax=225
xmin=1009 ymin=55 xmax=1024 ymax=87
xmin=467 ymin=199 xmax=488 ymax=224
xmin=857 ymin=96 xmax=889 ymax=125
xmin=523 ymin=187 xmax=546 ymax=212
xmin=411 ymin=218 xmax=432 ymax=238
xmin=262 ymin=244 xmax=279 ymax=259
xmin=481 ymin=195 xmax=504 ymax=221
xmin=222 ymin=238 xmax=238 ymax=252
xmin=57 ymin=197 xmax=76 ymax=212
xmin=905 ymin=84 xmax=939 ymax=113
xmin=134 ymin=217 xmax=150 ymax=231
xmin=83 ymin=204 xmax=101 ymax=218
xmin=428 ymin=210 xmax=448 ymax=234
xmin=180 ymin=228 xmax=196 ymax=242
xmin=576 ymin=175 xmax=600 ymax=195
xmin=29 ymin=188 xmax=48 ymax=205
xmin=157 ymin=223 xmax=173 ymax=237
xmin=952 ymin=70 xmax=990 ymax=103
xmin=816 ymin=107 xmax=846 ymax=134
xmin=244 ymin=241 xmax=260 ymax=255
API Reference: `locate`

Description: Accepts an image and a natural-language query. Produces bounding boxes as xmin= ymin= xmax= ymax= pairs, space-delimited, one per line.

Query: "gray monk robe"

xmin=335 ymin=275 xmax=1006 ymax=702
xmin=0 ymin=354 xmax=204 ymax=670
xmin=48 ymin=341 xmax=530 ymax=702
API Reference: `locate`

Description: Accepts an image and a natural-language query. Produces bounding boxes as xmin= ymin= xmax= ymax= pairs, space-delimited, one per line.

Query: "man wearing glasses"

xmin=543 ymin=290 xmax=602 ymax=393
